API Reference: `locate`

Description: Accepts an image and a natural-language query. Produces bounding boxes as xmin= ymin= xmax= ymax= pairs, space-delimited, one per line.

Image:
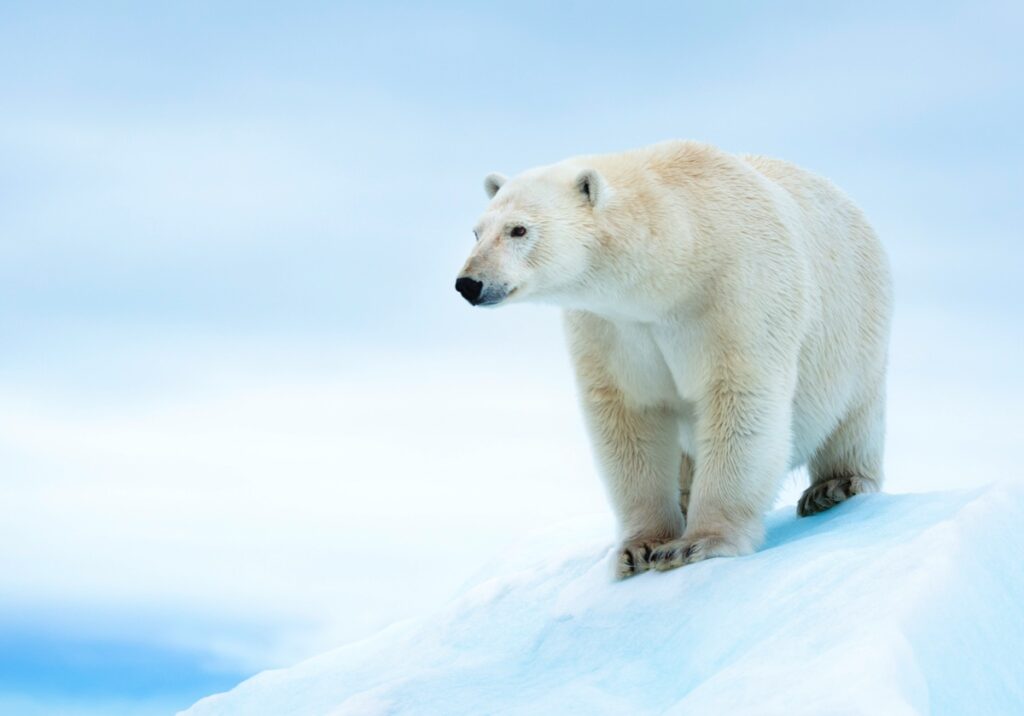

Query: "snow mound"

xmin=183 ymin=483 xmax=1024 ymax=715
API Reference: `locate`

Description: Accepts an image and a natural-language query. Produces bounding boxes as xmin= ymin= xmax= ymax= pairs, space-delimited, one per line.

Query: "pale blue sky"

xmin=1 ymin=2 xmax=1022 ymax=714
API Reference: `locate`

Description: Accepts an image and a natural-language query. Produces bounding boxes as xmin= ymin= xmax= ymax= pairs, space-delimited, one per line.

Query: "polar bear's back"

xmin=740 ymin=151 xmax=892 ymax=348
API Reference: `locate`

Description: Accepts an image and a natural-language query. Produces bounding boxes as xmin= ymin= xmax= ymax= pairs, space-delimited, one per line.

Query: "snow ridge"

xmin=184 ymin=483 xmax=1024 ymax=715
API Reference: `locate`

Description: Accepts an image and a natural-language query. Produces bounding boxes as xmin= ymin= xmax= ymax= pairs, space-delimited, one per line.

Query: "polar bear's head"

xmin=455 ymin=165 xmax=608 ymax=307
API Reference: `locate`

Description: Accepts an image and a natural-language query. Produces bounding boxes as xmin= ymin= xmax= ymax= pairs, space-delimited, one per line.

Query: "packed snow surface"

xmin=184 ymin=483 xmax=1024 ymax=715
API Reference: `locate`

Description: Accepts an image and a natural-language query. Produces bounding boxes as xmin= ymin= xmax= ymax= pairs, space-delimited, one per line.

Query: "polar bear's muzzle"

xmin=455 ymin=276 xmax=510 ymax=307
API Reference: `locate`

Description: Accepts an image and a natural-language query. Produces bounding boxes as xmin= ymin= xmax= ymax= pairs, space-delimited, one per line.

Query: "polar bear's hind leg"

xmin=799 ymin=385 xmax=885 ymax=517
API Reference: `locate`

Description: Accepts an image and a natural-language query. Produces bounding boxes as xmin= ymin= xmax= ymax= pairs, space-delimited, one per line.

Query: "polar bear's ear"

xmin=484 ymin=173 xmax=507 ymax=199
xmin=575 ymin=169 xmax=607 ymax=208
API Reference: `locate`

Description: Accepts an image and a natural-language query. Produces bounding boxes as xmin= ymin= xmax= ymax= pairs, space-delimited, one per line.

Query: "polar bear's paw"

xmin=647 ymin=533 xmax=744 ymax=572
xmin=798 ymin=475 xmax=875 ymax=517
xmin=615 ymin=538 xmax=673 ymax=580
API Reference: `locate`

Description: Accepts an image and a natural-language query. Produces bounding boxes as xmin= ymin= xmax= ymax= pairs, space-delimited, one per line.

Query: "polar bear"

xmin=455 ymin=141 xmax=892 ymax=579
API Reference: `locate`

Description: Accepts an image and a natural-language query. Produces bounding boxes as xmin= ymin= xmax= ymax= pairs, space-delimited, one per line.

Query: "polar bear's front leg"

xmin=579 ymin=384 xmax=685 ymax=580
xmin=649 ymin=374 xmax=793 ymax=572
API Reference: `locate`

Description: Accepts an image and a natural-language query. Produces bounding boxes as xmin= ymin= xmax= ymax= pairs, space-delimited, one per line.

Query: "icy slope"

xmin=183 ymin=483 xmax=1024 ymax=715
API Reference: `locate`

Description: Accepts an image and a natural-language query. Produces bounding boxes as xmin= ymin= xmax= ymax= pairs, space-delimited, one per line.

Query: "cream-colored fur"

xmin=457 ymin=141 xmax=892 ymax=579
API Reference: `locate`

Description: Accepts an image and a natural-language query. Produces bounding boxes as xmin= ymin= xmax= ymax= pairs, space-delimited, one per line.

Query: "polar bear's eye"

xmin=473 ymin=230 xmax=479 ymax=241
xmin=510 ymin=225 xmax=527 ymax=238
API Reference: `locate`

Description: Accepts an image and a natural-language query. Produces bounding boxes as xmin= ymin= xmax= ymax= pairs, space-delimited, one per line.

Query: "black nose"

xmin=455 ymin=277 xmax=483 ymax=305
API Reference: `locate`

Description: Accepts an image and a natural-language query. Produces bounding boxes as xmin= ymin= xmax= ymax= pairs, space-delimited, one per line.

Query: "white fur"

xmin=458 ymin=140 xmax=892 ymax=578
